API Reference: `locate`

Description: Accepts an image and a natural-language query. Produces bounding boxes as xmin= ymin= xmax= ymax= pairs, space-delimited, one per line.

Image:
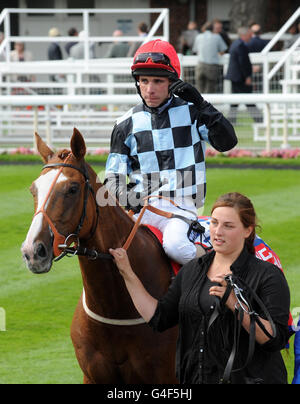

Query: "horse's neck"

xmin=79 ymin=183 xmax=141 ymax=318
xmin=79 ymin=171 xmax=171 ymax=319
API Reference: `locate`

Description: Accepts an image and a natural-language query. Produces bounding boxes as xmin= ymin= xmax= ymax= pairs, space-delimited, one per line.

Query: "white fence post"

xmin=45 ymin=105 xmax=52 ymax=146
xmin=4 ymin=11 xmax=10 ymax=64
xmin=265 ymin=103 xmax=271 ymax=153
xmin=0 ymin=307 xmax=6 ymax=331
xmin=33 ymin=106 xmax=39 ymax=151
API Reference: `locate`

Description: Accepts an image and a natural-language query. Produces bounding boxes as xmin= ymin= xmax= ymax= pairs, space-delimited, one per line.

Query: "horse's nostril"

xmin=36 ymin=243 xmax=47 ymax=258
xmin=24 ymin=253 xmax=30 ymax=261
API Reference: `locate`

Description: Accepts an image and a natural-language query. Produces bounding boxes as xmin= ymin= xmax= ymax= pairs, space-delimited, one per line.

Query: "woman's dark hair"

xmin=211 ymin=192 xmax=259 ymax=255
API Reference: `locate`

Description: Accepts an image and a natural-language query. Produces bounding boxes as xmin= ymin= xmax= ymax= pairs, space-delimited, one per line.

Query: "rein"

xmin=207 ymin=274 xmax=276 ymax=384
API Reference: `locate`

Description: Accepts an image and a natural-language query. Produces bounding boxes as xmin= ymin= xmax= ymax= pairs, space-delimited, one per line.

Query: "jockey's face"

xmin=210 ymin=207 xmax=253 ymax=258
xmin=138 ymin=76 xmax=170 ymax=108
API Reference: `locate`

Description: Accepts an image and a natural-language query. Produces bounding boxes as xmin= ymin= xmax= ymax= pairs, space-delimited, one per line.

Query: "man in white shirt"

xmin=193 ymin=22 xmax=227 ymax=93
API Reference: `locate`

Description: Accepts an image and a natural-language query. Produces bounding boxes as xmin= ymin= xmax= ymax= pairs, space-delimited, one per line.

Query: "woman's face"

xmin=210 ymin=206 xmax=252 ymax=256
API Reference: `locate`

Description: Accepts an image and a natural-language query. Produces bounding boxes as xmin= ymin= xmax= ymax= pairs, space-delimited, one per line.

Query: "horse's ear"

xmin=35 ymin=132 xmax=54 ymax=163
xmin=71 ymin=128 xmax=86 ymax=161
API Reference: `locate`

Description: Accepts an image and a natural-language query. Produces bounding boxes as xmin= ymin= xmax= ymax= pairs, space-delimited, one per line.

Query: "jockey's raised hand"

xmin=170 ymin=78 xmax=236 ymax=141
xmin=169 ymin=79 xmax=204 ymax=109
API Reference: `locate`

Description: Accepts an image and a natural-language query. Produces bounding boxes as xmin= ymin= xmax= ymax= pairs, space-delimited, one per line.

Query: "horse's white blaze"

xmin=23 ymin=170 xmax=68 ymax=253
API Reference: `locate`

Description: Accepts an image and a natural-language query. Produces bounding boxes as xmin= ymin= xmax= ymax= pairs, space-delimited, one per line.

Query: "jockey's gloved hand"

xmin=126 ymin=191 xmax=143 ymax=214
xmin=126 ymin=203 xmax=143 ymax=214
xmin=169 ymin=79 xmax=204 ymax=109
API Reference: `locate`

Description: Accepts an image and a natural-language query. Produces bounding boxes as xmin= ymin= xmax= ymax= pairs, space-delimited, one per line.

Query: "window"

xmin=67 ymin=0 xmax=95 ymax=9
xmin=26 ymin=0 xmax=55 ymax=8
xmin=26 ymin=0 xmax=55 ymax=15
xmin=66 ymin=0 xmax=95 ymax=16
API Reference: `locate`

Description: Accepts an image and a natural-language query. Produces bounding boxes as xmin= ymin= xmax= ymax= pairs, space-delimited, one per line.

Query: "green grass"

xmin=0 ymin=165 xmax=299 ymax=384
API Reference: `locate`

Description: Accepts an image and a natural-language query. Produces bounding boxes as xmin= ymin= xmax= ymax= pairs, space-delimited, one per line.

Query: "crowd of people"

xmin=176 ymin=19 xmax=272 ymax=122
xmin=46 ymin=21 xmax=150 ymax=62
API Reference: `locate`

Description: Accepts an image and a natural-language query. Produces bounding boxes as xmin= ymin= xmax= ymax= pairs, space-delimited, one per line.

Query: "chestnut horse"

xmin=21 ymin=129 xmax=178 ymax=384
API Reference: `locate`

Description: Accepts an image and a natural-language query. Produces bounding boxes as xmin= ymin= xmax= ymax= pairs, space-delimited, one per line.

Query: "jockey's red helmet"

xmin=131 ymin=39 xmax=180 ymax=81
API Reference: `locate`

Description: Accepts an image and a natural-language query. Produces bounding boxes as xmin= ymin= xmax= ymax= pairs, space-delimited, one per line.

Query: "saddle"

xmin=144 ymin=222 xmax=210 ymax=276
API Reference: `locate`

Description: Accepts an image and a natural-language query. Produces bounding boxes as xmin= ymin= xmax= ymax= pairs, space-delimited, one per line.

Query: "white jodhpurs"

xmin=134 ymin=197 xmax=198 ymax=265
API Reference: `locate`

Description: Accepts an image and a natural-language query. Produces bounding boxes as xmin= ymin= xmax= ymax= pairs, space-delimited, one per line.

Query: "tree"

xmin=229 ymin=0 xmax=268 ymax=32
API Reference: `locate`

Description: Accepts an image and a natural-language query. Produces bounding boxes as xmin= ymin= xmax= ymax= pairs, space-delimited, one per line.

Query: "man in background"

xmin=193 ymin=21 xmax=227 ymax=93
xmin=177 ymin=21 xmax=199 ymax=55
xmin=225 ymin=26 xmax=263 ymax=124
xmin=127 ymin=22 xmax=148 ymax=57
xmin=247 ymin=23 xmax=269 ymax=52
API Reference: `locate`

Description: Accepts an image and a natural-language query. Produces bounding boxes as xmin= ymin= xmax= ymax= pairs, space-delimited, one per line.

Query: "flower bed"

xmin=206 ymin=148 xmax=300 ymax=159
xmin=1 ymin=147 xmax=300 ymax=167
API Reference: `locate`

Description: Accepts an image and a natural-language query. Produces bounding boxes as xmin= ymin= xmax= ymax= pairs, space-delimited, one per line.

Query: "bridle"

xmin=34 ymin=153 xmax=100 ymax=260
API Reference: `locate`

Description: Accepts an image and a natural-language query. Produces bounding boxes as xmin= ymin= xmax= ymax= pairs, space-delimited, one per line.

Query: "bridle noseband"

xmin=34 ymin=153 xmax=100 ymax=260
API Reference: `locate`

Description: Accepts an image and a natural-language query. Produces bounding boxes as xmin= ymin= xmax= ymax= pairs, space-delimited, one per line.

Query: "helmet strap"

xmin=134 ymin=79 xmax=147 ymax=106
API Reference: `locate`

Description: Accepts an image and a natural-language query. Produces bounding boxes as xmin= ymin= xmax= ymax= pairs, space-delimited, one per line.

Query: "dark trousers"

xmin=228 ymin=82 xmax=263 ymax=124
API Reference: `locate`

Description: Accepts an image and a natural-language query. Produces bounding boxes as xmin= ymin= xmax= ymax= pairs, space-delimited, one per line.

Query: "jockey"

xmin=104 ymin=39 xmax=237 ymax=264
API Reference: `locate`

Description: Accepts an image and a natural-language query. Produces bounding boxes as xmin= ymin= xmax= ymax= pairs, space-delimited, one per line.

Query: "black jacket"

xmin=105 ymin=96 xmax=237 ymax=208
xmin=246 ymin=36 xmax=269 ymax=53
xmin=48 ymin=42 xmax=63 ymax=61
xmin=225 ymin=39 xmax=252 ymax=83
xmin=149 ymin=247 xmax=290 ymax=384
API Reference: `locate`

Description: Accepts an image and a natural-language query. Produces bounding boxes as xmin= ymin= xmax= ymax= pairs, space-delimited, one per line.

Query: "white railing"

xmin=261 ymin=6 xmax=300 ymax=54
xmin=0 ymin=50 xmax=296 ymax=94
xmin=0 ymin=93 xmax=299 ymax=152
xmin=0 ymin=51 xmax=299 ymax=151
xmin=0 ymin=8 xmax=169 ymax=64
xmin=261 ymin=6 xmax=300 ymax=92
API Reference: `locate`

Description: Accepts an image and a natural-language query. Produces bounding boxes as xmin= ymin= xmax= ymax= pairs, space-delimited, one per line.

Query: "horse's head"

xmin=22 ymin=128 xmax=98 ymax=274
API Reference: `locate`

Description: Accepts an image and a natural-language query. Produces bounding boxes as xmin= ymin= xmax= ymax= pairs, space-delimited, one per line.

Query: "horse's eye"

xmin=68 ymin=184 xmax=79 ymax=195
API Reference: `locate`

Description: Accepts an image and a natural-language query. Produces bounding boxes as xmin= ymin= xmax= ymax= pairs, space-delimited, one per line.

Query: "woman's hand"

xmin=109 ymin=247 xmax=158 ymax=322
xmin=209 ymin=274 xmax=274 ymax=344
xmin=209 ymin=274 xmax=237 ymax=312
xmin=109 ymin=248 xmax=134 ymax=279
